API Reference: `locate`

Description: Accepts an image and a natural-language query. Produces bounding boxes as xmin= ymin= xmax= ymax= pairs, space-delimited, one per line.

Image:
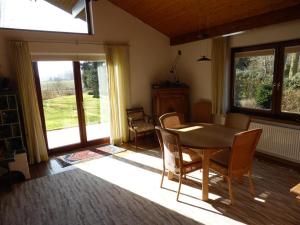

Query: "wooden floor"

xmin=21 ymin=135 xmax=300 ymax=225
xmin=29 ymin=135 xmax=159 ymax=179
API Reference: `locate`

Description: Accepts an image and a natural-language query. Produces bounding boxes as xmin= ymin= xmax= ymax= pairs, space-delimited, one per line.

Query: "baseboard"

xmin=255 ymin=151 xmax=300 ymax=172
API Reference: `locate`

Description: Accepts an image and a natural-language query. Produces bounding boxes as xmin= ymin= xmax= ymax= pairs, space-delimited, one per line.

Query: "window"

xmin=0 ymin=0 xmax=93 ymax=34
xmin=282 ymin=46 xmax=300 ymax=115
xmin=233 ymin=49 xmax=275 ymax=111
xmin=231 ymin=39 xmax=300 ymax=122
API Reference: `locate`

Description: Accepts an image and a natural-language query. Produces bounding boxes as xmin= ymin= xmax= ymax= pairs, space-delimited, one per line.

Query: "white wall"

xmin=170 ymin=39 xmax=212 ymax=105
xmin=170 ymin=19 xmax=300 ymax=113
xmin=1 ymin=1 xmax=300 ymax=114
xmin=230 ymin=19 xmax=300 ymax=47
xmin=0 ymin=0 xmax=171 ymax=114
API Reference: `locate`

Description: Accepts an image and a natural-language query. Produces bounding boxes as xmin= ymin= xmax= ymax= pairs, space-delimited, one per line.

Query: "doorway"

xmin=33 ymin=60 xmax=110 ymax=152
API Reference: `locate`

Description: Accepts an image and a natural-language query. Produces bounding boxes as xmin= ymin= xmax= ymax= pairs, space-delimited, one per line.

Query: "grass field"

xmin=43 ymin=93 xmax=109 ymax=131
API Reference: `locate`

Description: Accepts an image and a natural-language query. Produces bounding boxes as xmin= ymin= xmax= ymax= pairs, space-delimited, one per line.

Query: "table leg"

xmin=202 ymin=151 xmax=210 ymax=201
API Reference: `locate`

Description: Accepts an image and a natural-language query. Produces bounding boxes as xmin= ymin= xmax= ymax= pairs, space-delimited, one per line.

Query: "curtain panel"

xmin=105 ymin=45 xmax=131 ymax=145
xmin=10 ymin=41 xmax=48 ymax=164
xmin=211 ymin=37 xmax=228 ymax=115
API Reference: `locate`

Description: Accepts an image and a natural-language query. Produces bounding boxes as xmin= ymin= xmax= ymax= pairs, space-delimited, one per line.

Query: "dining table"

xmin=169 ymin=123 xmax=241 ymax=201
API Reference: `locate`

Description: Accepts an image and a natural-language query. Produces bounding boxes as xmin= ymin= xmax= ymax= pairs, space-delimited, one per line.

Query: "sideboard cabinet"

xmin=152 ymin=87 xmax=190 ymax=124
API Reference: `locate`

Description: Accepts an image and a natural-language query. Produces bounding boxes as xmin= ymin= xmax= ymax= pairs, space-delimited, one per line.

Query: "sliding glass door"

xmin=34 ymin=60 xmax=110 ymax=152
xmin=80 ymin=61 xmax=110 ymax=141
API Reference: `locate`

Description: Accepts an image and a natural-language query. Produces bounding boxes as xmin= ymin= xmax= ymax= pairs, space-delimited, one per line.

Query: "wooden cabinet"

xmin=152 ymin=87 xmax=190 ymax=124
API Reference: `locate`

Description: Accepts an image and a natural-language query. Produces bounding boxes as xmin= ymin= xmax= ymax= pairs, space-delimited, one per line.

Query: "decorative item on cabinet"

xmin=152 ymin=84 xmax=190 ymax=125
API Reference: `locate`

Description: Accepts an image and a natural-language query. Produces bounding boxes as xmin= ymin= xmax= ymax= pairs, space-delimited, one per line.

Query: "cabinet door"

xmin=159 ymin=94 xmax=188 ymax=120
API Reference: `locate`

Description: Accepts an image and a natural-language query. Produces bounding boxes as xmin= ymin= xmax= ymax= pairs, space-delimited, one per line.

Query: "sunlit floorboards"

xmin=74 ymin=147 xmax=300 ymax=225
xmin=3 ymin=143 xmax=300 ymax=225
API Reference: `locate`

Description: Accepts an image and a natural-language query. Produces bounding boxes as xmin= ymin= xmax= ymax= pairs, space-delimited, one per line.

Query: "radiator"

xmin=249 ymin=122 xmax=300 ymax=163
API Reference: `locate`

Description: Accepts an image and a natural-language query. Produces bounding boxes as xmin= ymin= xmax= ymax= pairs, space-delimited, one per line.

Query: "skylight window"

xmin=0 ymin=0 xmax=92 ymax=34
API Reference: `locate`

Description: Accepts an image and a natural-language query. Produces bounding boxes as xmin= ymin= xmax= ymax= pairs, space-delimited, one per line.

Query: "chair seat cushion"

xmin=133 ymin=121 xmax=154 ymax=132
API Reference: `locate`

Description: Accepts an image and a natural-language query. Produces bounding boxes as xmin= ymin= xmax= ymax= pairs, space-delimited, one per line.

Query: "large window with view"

xmin=282 ymin=46 xmax=300 ymax=115
xmin=231 ymin=40 xmax=300 ymax=122
xmin=0 ymin=0 xmax=92 ymax=34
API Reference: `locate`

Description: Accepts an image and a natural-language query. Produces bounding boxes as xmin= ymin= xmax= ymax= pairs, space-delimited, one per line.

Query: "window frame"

xmin=230 ymin=38 xmax=300 ymax=123
xmin=0 ymin=0 xmax=94 ymax=35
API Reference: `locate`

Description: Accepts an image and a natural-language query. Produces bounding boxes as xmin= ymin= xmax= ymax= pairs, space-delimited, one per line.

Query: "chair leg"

xmin=176 ymin=173 xmax=183 ymax=201
xmin=160 ymin=167 xmax=165 ymax=188
xmin=135 ymin=132 xmax=137 ymax=148
xmin=128 ymin=129 xmax=131 ymax=143
xmin=227 ymin=177 xmax=234 ymax=204
xmin=248 ymin=171 xmax=255 ymax=197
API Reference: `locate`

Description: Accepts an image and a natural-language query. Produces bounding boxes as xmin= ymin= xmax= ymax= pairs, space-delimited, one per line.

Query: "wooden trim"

xmin=32 ymin=62 xmax=49 ymax=150
xmin=170 ymin=4 xmax=300 ymax=45
xmin=230 ymin=38 xmax=300 ymax=124
xmin=48 ymin=137 xmax=110 ymax=156
xmin=85 ymin=0 xmax=94 ymax=35
xmin=73 ymin=62 xmax=87 ymax=144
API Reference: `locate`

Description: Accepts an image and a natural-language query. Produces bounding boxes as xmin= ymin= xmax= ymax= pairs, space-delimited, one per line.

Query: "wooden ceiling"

xmin=108 ymin=0 xmax=300 ymax=45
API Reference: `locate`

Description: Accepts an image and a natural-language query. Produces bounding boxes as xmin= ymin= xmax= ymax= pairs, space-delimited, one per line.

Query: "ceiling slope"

xmin=108 ymin=0 xmax=300 ymax=45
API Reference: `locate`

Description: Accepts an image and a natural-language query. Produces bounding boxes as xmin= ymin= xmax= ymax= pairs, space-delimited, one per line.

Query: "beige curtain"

xmin=211 ymin=37 xmax=228 ymax=115
xmin=105 ymin=46 xmax=130 ymax=145
xmin=10 ymin=41 xmax=48 ymax=164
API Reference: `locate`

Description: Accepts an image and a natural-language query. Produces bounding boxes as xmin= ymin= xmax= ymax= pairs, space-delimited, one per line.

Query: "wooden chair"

xmin=159 ymin=111 xmax=202 ymax=167
xmin=126 ymin=107 xmax=154 ymax=148
xmin=159 ymin=112 xmax=184 ymax=129
xmin=225 ymin=113 xmax=251 ymax=130
xmin=192 ymin=99 xmax=213 ymax=123
xmin=155 ymin=127 xmax=202 ymax=201
xmin=209 ymin=128 xmax=262 ymax=203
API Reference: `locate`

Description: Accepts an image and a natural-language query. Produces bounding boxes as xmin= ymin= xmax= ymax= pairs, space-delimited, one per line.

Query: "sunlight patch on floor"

xmin=75 ymin=151 xmax=246 ymax=225
xmin=254 ymin=197 xmax=266 ymax=203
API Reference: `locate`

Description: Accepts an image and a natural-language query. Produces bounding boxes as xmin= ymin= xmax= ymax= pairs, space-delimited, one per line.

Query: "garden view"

xmin=234 ymin=49 xmax=300 ymax=114
xmin=38 ymin=61 xmax=109 ymax=148
xmin=40 ymin=61 xmax=109 ymax=131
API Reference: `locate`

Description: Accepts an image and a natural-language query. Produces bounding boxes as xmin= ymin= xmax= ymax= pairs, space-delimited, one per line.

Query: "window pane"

xmin=281 ymin=46 xmax=300 ymax=114
xmin=37 ymin=61 xmax=81 ymax=149
xmin=0 ymin=0 xmax=89 ymax=33
xmin=80 ymin=61 xmax=110 ymax=141
xmin=233 ymin=49 xmax=275 ymax=110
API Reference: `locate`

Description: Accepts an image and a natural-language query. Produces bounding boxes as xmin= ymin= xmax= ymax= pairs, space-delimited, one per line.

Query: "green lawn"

xmin=43 ymin=93 xmax=109 ymax=131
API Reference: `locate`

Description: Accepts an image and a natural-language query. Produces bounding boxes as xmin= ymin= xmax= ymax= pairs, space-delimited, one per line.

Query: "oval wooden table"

xmin=170 ymin=123 xmax=241 ymax=201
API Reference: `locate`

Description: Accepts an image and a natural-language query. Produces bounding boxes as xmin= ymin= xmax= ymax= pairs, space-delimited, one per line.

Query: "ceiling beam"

xmin=170 ymin=4 xmax=300 ymax=45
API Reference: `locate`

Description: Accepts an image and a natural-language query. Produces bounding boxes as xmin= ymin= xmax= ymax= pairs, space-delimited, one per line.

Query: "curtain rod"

xmin=24 ymin=40 xmax=130 ymax=46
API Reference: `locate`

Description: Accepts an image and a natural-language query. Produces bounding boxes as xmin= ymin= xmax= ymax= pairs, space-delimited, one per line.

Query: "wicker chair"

xmin=126 ymin=107 xmax=154 ymax=148
xmin=225 ymin=113 xmax=251 ymax=130
xmin=159 ymin=111 xmax=202 ymax=165
xmin=159 ymin=112 xmax=184 ymax=129
xmin=192 ymin=99 xmax=213 ymax=123
xmin=155 ymin=127 xmax=202 ymax=201
xmin=209 ymin=128 xmax=262 ymax=203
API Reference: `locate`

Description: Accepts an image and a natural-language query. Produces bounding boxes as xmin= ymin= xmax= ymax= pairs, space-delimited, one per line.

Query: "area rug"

xmin=55 ymin=145 xmax=126 ymax=167
xmin=0 ymin=169 xmax=201 ymax=225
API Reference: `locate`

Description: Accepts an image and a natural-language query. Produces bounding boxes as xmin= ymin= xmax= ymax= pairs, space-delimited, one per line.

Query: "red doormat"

xmin=55 ymin=145 xmax=126 ymax=168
